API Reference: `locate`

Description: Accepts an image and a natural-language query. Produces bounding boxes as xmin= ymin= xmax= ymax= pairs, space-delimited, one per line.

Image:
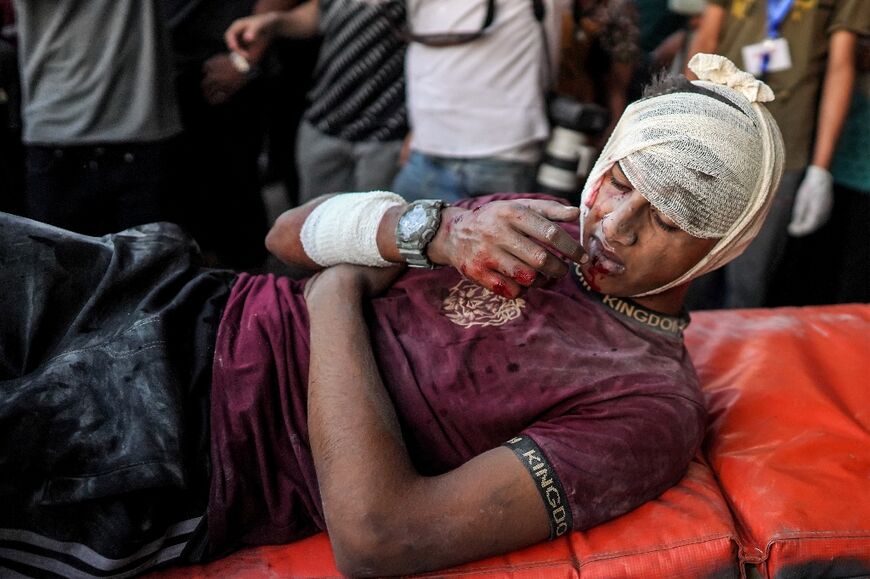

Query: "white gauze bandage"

xmin=301 ymin=191 xmax=405 ymax=267
xmin=578 ymin=53 xmax=785 ymax=297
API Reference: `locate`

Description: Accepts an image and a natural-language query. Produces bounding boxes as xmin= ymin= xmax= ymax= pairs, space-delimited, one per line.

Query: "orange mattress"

xmin=151 ymin=304 xmax=870 ymax=578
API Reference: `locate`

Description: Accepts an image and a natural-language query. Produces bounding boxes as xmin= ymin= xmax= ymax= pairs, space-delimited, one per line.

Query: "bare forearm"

xmin=811 ymin=30 xmax=857 ymax=169
xmin=269 ymin=195 xmax=584 ymax=298
xmin=265 ymin=194 xmax=335 ymax=268
xmin=266 ymin=197 xmax=466 ymax=269
xmin=605 ymin=62 xmax=632 ymax=133
xmin=306 ymin=285 xmax=419 ymax=570
xmin=254 ymin=0 xmax=297 ymax=13
xmin=274 ymin=0 xmax=320 ymax=38
xmin=684 ymin=4 xmax=724 ymax=78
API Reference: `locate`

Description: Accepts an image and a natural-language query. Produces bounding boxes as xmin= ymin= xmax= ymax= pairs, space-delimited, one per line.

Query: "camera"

xmin=536 ymin=96 xmax=609 ymax=199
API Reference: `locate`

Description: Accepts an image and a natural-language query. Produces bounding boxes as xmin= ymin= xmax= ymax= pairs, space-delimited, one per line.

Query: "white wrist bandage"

xmin=300 ymin=191 xmax=405 ymax=267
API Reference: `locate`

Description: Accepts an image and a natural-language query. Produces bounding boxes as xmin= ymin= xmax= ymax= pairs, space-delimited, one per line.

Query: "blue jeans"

xmin=392 ymin=151 xmax=538 ymax=203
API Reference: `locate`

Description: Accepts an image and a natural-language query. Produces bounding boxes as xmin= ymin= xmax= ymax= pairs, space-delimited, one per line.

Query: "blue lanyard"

xmin=767 ymin=0 xmax=794 ymax=39
xmin=762 ymin=0 xmax=794 ymax=75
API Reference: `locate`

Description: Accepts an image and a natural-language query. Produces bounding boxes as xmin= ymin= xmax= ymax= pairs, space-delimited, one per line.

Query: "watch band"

xmin=395 ymin=199 xmax=447 ymax=269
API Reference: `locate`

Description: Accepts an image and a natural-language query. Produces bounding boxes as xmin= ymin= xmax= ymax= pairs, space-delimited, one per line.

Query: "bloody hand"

xmin=429 ymin=200 xmax=588 ymax=299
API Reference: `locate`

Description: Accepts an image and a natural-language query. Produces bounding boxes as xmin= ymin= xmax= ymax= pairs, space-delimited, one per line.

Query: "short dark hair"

xmin=642 ymin=71 xmax=746 ymax=115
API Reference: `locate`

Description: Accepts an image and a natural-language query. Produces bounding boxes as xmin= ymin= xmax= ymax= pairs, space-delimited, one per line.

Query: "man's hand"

xmin=201 ymin=54 xmax=250 ymax=106
xmin=427 ymin=200 xmax=588 ymax=299
xmin=304 ymin=264 xmax=404 ymax=305
xmin=788 ymin=165 xmax=834 ymax=237
xmin=225 ymin=12 xmax=281 ymax=62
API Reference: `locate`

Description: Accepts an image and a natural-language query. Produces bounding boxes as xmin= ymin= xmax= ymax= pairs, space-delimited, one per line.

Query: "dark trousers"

xmin=175 ymin=70 xmax=268 ymax=270
xmin=0 ymin=212 xmax=234 ymax=576
xmin=24 ymin=138 xmax=181 ymax=237
xmin=769 ymin=184 xmax=870 ymax=306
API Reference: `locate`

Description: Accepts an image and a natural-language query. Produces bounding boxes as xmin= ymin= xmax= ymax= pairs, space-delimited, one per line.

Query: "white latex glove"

xmin=788 ymin=165 xmax=834 ymax=237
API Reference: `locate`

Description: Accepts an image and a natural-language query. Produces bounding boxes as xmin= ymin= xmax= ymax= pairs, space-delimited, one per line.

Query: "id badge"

xmin=741 ymin=37 xmax=792 ymax=76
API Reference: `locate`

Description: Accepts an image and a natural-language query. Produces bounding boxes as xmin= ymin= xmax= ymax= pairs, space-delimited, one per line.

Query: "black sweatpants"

xmin=0 ymin=213 xmax=235 ymax=577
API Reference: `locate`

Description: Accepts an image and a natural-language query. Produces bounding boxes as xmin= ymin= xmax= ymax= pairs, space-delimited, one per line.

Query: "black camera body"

xmin=537 ymin=96 xmax=609 ymax=200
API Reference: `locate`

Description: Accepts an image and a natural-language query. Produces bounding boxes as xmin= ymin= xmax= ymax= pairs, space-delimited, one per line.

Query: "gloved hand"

xmin=788 ymin=165 xmax=834 ymax=237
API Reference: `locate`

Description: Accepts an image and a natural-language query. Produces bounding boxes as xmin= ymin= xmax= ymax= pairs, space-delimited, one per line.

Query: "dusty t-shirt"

xmin=708 ymin=0 xmax=870 ymax=171
xmin=206 ymin=199 xmax=706 ymax=553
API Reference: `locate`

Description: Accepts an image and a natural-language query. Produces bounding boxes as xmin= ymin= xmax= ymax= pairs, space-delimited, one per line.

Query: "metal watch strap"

xmin=396 ymin=199 xmax=446 ymax=269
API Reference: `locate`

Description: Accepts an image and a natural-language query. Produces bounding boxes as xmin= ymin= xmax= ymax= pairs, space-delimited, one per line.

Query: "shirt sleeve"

xmin=830 ymin=0 xmax=870 ymax=37
xmin=504 ymin=392 xmax=706 ymax=537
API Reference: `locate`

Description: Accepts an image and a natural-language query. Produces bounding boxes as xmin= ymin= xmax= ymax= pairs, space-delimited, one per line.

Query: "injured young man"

xmin=0 ymin=55 xmax=784 ymax=578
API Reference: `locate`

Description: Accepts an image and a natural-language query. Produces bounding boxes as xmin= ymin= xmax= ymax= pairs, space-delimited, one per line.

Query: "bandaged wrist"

xmin=301 ymin=191 xmax=405 ymax=267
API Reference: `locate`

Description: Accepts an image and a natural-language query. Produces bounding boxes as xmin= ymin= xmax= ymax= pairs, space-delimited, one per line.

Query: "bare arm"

xmin=603 ymin=60 xmax=633 ymax=139
xmin=253 ymin=0 xmax=299 ymax=13
xmin=225 ymin=0 xmax=320 ymax=63
xmin=265 ymin=195 xmax=588 ymax=298
xmin=201 ymin=0 xmax=305 ymax=105
xmin=304 ymin=266 xmax=550 ymax=576
xmin=684 ymin=3 xmax=725 ymax=79
xmin=810 ymin=29 xmax=858 ymax=170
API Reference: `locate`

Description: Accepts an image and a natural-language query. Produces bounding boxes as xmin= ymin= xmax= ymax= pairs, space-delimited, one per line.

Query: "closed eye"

xmin=609 ymin=175 xmax=632 ymax=193
xmin=652 ymin=209 xmax=680 ymax=232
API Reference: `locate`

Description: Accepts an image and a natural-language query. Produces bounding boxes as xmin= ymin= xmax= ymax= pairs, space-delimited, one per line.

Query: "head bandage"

xmin=579 ymin=54 xmax=785 ymax=297
xmin=301 ymin=191 xmax=405 ymax=267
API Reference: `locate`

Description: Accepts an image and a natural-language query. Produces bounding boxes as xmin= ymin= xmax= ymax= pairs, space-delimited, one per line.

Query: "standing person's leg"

xmin=111 ymin=138 xmax=182 ymax=232
xmin=832 ymin=185 xmax=870 ymax=303
xmin=461 ymin=157 xmax=539 ymax=196
xmin=352 ymin=138 xmax=404 ymax=192
xmin=268 ymin=37 xmax=321 ymax=209
xmin=684 ymin=269 xmax=727 ymax=311
xmin=296 ymin=121 xmax=356 ymax=203
xmin=391 ymin=152 xmax=466 ymax=203
xmin=182 ymin=82 xmax=269 ymax=270
xmin=724 ymin=170 xmax=802 ymax=308
xmin=24 ymin=145 xmax=113 ymax=235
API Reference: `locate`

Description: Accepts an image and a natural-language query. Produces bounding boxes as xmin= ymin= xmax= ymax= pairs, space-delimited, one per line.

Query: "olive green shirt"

xmin=709 ymin=0 xmax=870 ymax=171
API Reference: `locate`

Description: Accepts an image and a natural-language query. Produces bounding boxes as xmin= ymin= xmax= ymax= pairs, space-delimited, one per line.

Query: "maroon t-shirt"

xmin=207 ymin=201 xmax=706 ymax=554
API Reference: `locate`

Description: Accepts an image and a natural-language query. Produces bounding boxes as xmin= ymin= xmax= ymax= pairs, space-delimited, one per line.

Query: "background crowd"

xmin=0 ymin=0 xmax=867 ymax=307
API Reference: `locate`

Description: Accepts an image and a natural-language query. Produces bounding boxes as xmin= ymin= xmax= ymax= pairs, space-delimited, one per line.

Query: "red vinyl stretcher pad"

xmin=687 ymin=304 xmax=870 ymax=578
xmin=151 ymin=304 xmax=870 ymax=578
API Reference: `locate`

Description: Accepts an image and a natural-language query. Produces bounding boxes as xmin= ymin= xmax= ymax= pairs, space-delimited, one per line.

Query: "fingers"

xmin=459 ymin=248 xmax=539 ymax=299
xmin=503 ymin=235 xmax=569 ymax=279
xmin=477 ymin=269 xmax=524 ymax=300
xmin=225 ymin=16 xmax=266 ymax=60
xmin=788 ymin=173 xmax=834 ymax=237
xmin=788 ymin=194 xmax=811 ymax=237
xmin=518 ymin=199 xmax=581 ymax=222
xmin=224 ymin=20 xmax=248 ymax=56
xmin=510 ymin=205 xmax=588 ymax=265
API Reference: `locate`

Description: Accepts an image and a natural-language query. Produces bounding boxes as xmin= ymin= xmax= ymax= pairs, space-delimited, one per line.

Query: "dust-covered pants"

xmin=0 ymin=213 xmax=234 ymax=577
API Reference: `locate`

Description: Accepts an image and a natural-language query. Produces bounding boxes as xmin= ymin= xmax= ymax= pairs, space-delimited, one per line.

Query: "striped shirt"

xmin=304 ymin=0 xmax=408 ymax=142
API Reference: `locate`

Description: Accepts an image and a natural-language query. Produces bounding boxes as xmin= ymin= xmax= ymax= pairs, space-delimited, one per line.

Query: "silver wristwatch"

xmin=395 ymin=199 xmax=447 ymax=268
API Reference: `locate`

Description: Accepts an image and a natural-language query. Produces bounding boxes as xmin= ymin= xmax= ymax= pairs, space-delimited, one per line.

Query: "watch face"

xmin=398 ymin=204 xmax=429 ymax=241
